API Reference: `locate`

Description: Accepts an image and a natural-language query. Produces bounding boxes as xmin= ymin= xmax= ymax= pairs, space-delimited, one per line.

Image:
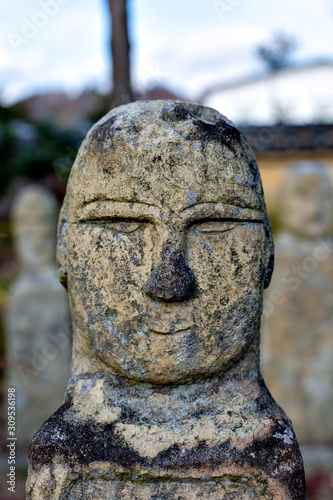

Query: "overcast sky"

xmin=1 ymin=0 xmax=333 ymax=104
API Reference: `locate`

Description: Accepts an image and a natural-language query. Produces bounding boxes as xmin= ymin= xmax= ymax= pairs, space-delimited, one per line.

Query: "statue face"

xmin=280 ymin=167 xmax=333 ymax=238
xmin=65 ymin=152 xmax=268 ymax=383
xmin=12 ymin=186 xmax=57 ymax=270
xmin=60 ymin=101 xmax=272 ymax=384
xmin=15 ymin=223 xmax=56 ymax=270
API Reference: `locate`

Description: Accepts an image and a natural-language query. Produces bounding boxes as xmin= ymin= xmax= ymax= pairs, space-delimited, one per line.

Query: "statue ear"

xmin=263 ymin=221 xmax=274 ymax=289
xmin=57 ymin=196 xmax=69 ymax=290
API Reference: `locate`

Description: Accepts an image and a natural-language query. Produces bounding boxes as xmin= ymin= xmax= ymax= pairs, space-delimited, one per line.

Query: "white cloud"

xmin=132 ymin=0 xmax=333 ymax=99
xmin=1 ymin=0 xmax=109 ymax=103
xmin=1 ymin=0 xmax=333 ymax=103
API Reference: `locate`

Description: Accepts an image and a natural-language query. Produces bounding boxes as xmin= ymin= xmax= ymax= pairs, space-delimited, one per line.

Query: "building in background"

xmin=202 ymin=61 xmax=333 ymax=209
xmin=202 ymin=61 xmax=333 ymax=126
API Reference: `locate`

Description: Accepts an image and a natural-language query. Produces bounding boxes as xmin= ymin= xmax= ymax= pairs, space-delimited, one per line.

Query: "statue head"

xmin=12 ymin=185 xmax=58 ymax=271
xmin=278 ymin=161 xmax=333 ymax=239
xmin=57 ymin=101 xmax=273 ymax=384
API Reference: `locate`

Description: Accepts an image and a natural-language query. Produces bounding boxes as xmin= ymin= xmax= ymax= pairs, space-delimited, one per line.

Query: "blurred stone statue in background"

xmin=5 ymin=185 xmax=71 ymax=455
xmin=27 ymin=101 xmax=305 ymax=499
xmin=261 ymin=161 xmax=333 ymax=469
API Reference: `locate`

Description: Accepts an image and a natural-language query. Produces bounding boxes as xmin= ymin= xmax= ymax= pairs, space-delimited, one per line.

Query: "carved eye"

xmin=107 ymin=221 xmax=142 ymax=233
xmin=197 ymin=220 xmax=238 ymax=233
xmin=84 ymin=220 xmax=143 ymax=233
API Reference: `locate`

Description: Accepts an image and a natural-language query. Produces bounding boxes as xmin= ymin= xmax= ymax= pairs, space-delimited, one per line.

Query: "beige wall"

xmin=257 ymin=150 xmax=333 ymax=214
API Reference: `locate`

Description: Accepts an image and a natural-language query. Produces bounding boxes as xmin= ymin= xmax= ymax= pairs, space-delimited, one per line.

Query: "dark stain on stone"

xmin=185 ymin=121 xmax=244 ymax=155
xmin=29 ymin=399 xmax=144 ymax=471
xmin=90 ymin=116 xmax=118 ymax=146
xmin=120 ymin=407 xmax=138 ymax=423
xmin=263 ymin=247 xmax=275 ymax=289
xmin=152 ymin=154 xmax=163 ymax=164
xmin=230 ymin=248 xmax=243 ymax=277
xmin=29 ymin=389 xmax=306 ymax=499
xmin=144 ymin=245 xmax=196 ymax=302
xmin=248 ymin=159 xmax=260 ymax=186
xmin=153 ymin=423 xmax=306 ymax=499
xmin=219 ymin=297 xmax=230 ymax=307
xmin=161 ymin=103 xmax=192 ymax=122
xmin=95 ymin=233 xmax=103 ymax=251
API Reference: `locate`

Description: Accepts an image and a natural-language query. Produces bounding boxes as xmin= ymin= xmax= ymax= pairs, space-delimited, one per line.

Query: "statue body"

xmin=261 ymin=162 xmax=333 ymax=445
xmin=6 ymin=186 xmax=71 ymax=453
xmin=27 ymin=101 xmax=305 ymax=499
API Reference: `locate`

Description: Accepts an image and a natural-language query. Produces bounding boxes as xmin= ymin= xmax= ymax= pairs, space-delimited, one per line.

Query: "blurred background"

xmin=0 ymin=0 xmax=333 ymax=498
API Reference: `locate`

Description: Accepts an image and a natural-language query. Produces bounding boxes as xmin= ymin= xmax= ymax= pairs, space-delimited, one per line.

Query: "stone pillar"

xmin=6 ymin=185 xmax=71 ymax=455
xmin=27 ymin=101 xmax=306 ymax=499
xmin=261 ymin=162 xmax=333 ymax=473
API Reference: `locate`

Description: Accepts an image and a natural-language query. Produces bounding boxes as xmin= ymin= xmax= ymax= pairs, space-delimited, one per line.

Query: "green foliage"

xmin=0 ymin=103 xmax=81 ymax=195
xmin=0 ymin=219 xmax=16 ymax=384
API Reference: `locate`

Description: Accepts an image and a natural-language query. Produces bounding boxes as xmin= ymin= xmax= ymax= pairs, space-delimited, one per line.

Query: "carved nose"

xmin=144 ymin=246 xmax=196 ymax=302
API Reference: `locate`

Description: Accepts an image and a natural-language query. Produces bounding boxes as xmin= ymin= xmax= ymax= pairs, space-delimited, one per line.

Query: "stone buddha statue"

xmin=27 ymin=101 xmax=305 ymax=499
xmin=6 ymin=185 xmax=71 ymax=454
xmin=277 ymin=161 xmax=332 ymax=240
xmin=261 ymin=162 xmax=333 ymax=447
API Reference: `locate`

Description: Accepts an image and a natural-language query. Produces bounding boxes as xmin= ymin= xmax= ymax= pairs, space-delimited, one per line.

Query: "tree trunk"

xmin=107 ymin=0 xmax=133 ymax=108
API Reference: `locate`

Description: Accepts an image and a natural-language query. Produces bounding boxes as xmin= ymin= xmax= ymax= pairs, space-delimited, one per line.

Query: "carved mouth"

xmin=149 ymin=326 xmax=192 ymax=335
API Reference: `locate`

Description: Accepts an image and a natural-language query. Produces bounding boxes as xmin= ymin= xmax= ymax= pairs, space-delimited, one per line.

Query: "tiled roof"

xmin=240 ymin=124 xmax=333 ymax=152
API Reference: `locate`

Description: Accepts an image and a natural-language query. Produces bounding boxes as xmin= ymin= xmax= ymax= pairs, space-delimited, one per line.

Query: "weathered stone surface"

xmin=27 ymin=101 xmax=305 ymax=499
xmin=5 ymin=186 xmax=71 ymax=452
xmin=261 ymin=161 xmax=333 ymax=445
